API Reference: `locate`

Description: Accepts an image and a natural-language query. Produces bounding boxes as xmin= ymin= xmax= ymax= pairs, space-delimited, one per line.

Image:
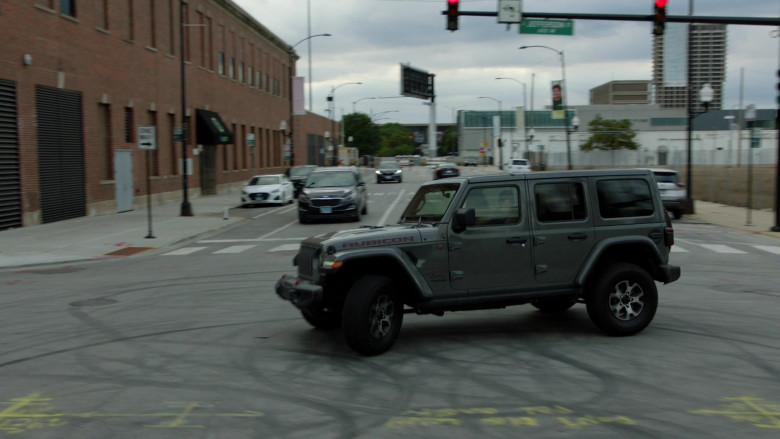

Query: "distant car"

xmin=463 ymin=156 xmax=479 ymax=166
xmin=433 ymin=163 xmax=460 ymax=180
xmin=288 ymin=165 xmax=318 ymax=197
xmin=396 ymin=155 xmax=412 ymax=167
xmin=298 ymin=167 xmax=368 ymax=223
xmin=651 ymin=168 xmax=686 ymax=219
xmin=375 ymin=161 xmax=403 ymax=183
xmin=241 ymin=174 xmax=294 ymax=207
xmin=506 ymin=158 xmax=532 ymax=173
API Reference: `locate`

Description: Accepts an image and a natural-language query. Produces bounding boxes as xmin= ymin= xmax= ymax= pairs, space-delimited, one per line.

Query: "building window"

xmin=238 ymin=62 xmax=244 ymax=83
xmin=61 ymin=0 xmax=76 ymax=17
xmin=124 ymin=107 xmax=134 ymax=142
xmin=97 ymin=0 xmax=109 ymax=30
xmin=127 ymin=0 xmax=134 ymax=41
xmin=99 ymin=103 xmax=113 ymax=180
xmin=149 ymin=0 xmax=156 ymax=48
xmin=229 ymin=57 xmax=235 ymax=80
xmin=218 ymin=52 xmax=225 ymax=76
xmin=248 ymin=67 xmax=254 ymax=86
xmin=169 ymin=114 xmax=177 ymax=175
xmin=168 ymin=0 xmax=175 ymax=55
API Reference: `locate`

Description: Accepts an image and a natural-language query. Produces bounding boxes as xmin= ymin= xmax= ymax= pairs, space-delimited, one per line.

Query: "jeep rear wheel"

xmin=586 ymin=263 xmax=657 ymax=336
xmin=342 ymin=275 xmax=403 ymax=356
xmin=301 ymin=306 xmax=342 ymax=330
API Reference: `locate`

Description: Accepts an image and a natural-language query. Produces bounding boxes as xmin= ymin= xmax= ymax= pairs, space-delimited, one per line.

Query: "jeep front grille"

xmin=297 ymin=245 xmax=319 ymax=280
xmin=311 ymin=198 xmax=341 ymax=207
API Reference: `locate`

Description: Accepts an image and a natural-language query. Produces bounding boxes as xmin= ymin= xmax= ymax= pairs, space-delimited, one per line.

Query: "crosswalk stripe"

xmin=671 ymin=246 xmax=689 ymax=253
xmin=162 ymin=247 xmax=207 ymax=256
xmin=269 ymin=244 xmax=300 ymax=252
xmin=698 ymin=244 xmax=746 ymax=254
xmin=213 ymin=245 xmax=256 ymax=254
xmin=752 ymin=245 xmax=780 ymax=255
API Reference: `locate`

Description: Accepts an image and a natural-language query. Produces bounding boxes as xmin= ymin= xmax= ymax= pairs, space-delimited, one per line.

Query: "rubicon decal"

xmin=341 ymin=236 xmax=418 ymax=249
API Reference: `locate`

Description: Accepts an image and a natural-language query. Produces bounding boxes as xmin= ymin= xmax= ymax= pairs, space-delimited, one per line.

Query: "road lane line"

xmin=377 ymin=189 xmax=406 ymax=227
xmin=162 ymin=247 xmax=207 ymax=256
xmin=269 ymin=244 xmax=301 ymax=252
xmin=699 ymin=244 xmax=746 ymax=254
xmin=257 ymin=220 xmax=297 ymax=239
xmin=752 ymin=245 xmax=780 ymax=255
xmin=213 ymin=245 xmax=256 ymax=254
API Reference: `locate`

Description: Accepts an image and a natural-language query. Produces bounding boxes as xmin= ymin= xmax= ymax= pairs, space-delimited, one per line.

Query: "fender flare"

xmin=332 ymin=247 xmax=435 ymax=299
xmin=576 ymin=236 xmax=666 ymax=286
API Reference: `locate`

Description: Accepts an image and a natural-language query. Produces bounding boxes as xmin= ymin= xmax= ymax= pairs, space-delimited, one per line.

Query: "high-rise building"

xmin=589 ymin=80 xmax=651 ymax=105
xmin=652 ymin=23 xmax=727 ymax=111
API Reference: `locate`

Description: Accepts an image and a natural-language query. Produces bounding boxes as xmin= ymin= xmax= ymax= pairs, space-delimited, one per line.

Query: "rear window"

xmin=534 ymin=182 xmax=587 ymax=222
xmin=597 ymin=179 xmax=655 ymax=218
xmin=653 ymin=171 xmax=679 ymax=184
xmin=512 ymin=159 xmax=528 ymax=166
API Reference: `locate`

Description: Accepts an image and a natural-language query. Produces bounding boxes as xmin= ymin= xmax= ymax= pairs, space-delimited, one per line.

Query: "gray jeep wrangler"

xmin=276 ymin=169 xmax=680 ymax=356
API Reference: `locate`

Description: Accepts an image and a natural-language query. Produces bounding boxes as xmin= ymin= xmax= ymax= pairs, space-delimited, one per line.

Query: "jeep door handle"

xmin=506 ymin=237 xmax=528 ymax=246
xmin=568 ymin=232 xmax=588 ymax=241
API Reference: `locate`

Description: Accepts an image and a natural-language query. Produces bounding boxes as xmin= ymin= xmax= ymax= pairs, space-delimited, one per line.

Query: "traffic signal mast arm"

xmin=441 ymin=10 xmax=779 ymax=26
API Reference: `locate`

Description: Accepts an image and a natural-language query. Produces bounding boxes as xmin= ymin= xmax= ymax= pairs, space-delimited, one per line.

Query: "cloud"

xmin=233 ymin=0 xmax=779 ymax=123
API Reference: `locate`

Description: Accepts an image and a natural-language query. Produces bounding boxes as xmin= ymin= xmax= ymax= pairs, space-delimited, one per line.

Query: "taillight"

xmin=664 ymin=226 xmax=675 ymax=247
xmin=675 ymin=182 xmax=685 ymax=188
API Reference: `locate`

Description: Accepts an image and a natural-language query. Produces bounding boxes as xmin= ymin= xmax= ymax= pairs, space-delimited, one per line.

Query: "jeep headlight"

xmin=321 ymin=254 xmax=343 ymax=270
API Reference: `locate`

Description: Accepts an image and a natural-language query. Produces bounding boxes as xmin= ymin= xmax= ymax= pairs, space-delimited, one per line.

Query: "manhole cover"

xmin=69 ymin=298 xmax=118 ymax=307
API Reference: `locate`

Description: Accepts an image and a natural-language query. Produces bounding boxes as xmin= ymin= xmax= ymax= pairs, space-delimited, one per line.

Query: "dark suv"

xmin=277 ymin=169 xmax=680 ymax=355
xmin=297 ymin=167 xmax=368 ymax=223
xmin=288 ymin=165 xmax=318 ymax=198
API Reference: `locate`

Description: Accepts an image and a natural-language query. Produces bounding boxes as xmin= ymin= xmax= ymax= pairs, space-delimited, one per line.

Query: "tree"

xmin=580 ymin=115 xmax=640 ymax=151
xmin=343 ymin=113 xmax=380 ymax=155
xmin=376 ymin=123 xmax=415 ymax=157
xmin=439 ymin=127 xmax=458 ymax=156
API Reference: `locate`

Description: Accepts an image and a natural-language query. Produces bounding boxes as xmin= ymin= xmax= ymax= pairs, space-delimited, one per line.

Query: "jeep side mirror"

xmin=452 ymin=208 xmax=476 ymax=233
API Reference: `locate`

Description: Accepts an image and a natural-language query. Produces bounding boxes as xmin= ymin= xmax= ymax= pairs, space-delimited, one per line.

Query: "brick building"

xmin=0 ymin=0 xmax=331 ymax=230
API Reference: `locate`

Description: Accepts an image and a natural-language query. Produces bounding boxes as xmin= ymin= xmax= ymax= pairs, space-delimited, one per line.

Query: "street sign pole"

xmin=138 ymin=126 xmax=157 ymax=238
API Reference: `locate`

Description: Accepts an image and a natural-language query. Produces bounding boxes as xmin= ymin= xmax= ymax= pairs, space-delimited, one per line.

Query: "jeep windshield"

xmin=400 ymin=183 xmax=460 ymax=224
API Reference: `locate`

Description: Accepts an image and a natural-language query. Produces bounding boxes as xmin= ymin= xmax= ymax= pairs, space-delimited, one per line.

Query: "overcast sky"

xmin=232 ymin=0 xmax=780 ymax=124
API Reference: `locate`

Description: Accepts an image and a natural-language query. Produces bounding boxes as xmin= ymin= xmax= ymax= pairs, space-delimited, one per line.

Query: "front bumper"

xmin=275 ymin=275 xmax=323 ymax=309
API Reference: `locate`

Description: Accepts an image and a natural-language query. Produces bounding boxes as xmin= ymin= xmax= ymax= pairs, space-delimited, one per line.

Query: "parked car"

xmin=651 ymin=168 xmax=686 ymax=219
xmin=433 ymin=163 xmax=460 ymax=180
xmin=288 ymin=165 xmax=318 ymax=198
xmin=276 ymin=169 xmax=680 ymax=355
xmin=297 ymin=167 xmax=368 ymax=223
xmin=506 ymin=158 xmax=532 ymax=173
xmin=375 ymin=161 xmax=403 ymax=183
xmin=463 ymin=156 xmax=479 ymax=166
xmin=241 ymin=174 xmax=294 ymax=207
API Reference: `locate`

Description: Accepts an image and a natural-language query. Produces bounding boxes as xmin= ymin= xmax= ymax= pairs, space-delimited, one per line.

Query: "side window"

xmin=462 ymin=186 xmax=520 ymax=226
xmin=597 ymin=179 xmax=655 ymax=218
xmin=535 ymin=182 xmax=587 ymax=222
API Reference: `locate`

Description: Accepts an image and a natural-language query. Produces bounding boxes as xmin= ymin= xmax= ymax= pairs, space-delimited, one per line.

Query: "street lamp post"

xmin=519 ymin=45 xmax=572 ymax=170
xmin=495 ymin=77 xmax=528 ymax=159
xmin=178 ymin=0 xmax=192 ymax=216
xmin=352 ymin=97 xmax=376 ymax=113
xmin=684 ymin=83 xmax=714 ymax=214
xmin=328 ymin=82 xmax=362 ymax=165
xmin=287 ymin=33 xmax=331 ymax=166
xmin=478 ymin=96 xmax=503 ymax=170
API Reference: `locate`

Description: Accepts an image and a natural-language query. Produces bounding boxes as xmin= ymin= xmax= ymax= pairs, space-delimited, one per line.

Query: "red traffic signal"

xmin=653 ymin=1 xmax=667 ymax=36
xmin=447 ymin=0 xmax=459 ymax=32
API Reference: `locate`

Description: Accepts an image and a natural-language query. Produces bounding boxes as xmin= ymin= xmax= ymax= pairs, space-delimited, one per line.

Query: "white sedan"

xmin=241 ymin=174 xmax=294 ymax=207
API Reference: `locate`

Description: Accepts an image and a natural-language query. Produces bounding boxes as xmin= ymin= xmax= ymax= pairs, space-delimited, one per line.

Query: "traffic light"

xmin=446 ymin=0 xmax=459 ymax=32
xmin=653 ymin=0 xmax=667 ymax=36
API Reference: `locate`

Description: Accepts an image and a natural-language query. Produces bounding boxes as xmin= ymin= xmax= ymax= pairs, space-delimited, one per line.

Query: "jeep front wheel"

xmin=342 ymin=275 xmax=403 ymax=356
xmin=586 ymin=263 xmax=657 ymax=336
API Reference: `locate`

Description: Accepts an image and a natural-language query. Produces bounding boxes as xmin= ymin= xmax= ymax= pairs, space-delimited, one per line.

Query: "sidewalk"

xmin=0 ymin=195 xmax=778 ymax=270
xmin=689 ymin=200 xmax=780 ymax=239
xmin=0 ymin=195 xmax=244 ymax=269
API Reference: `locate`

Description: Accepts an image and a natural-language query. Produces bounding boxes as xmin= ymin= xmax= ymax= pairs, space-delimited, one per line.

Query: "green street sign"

xmin=520 ymin=19 xmax=574 ymax=36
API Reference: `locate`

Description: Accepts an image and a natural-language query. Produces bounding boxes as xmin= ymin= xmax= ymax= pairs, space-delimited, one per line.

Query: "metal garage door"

xmin=36 ymin=86 xmax=86 ymax=223
xmin=0 ymin=79 xmax=22 ymax=231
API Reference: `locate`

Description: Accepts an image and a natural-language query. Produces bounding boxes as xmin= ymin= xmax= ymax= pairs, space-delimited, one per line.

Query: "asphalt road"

xmin=1 ymin=167 xmax=779 ymax=438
